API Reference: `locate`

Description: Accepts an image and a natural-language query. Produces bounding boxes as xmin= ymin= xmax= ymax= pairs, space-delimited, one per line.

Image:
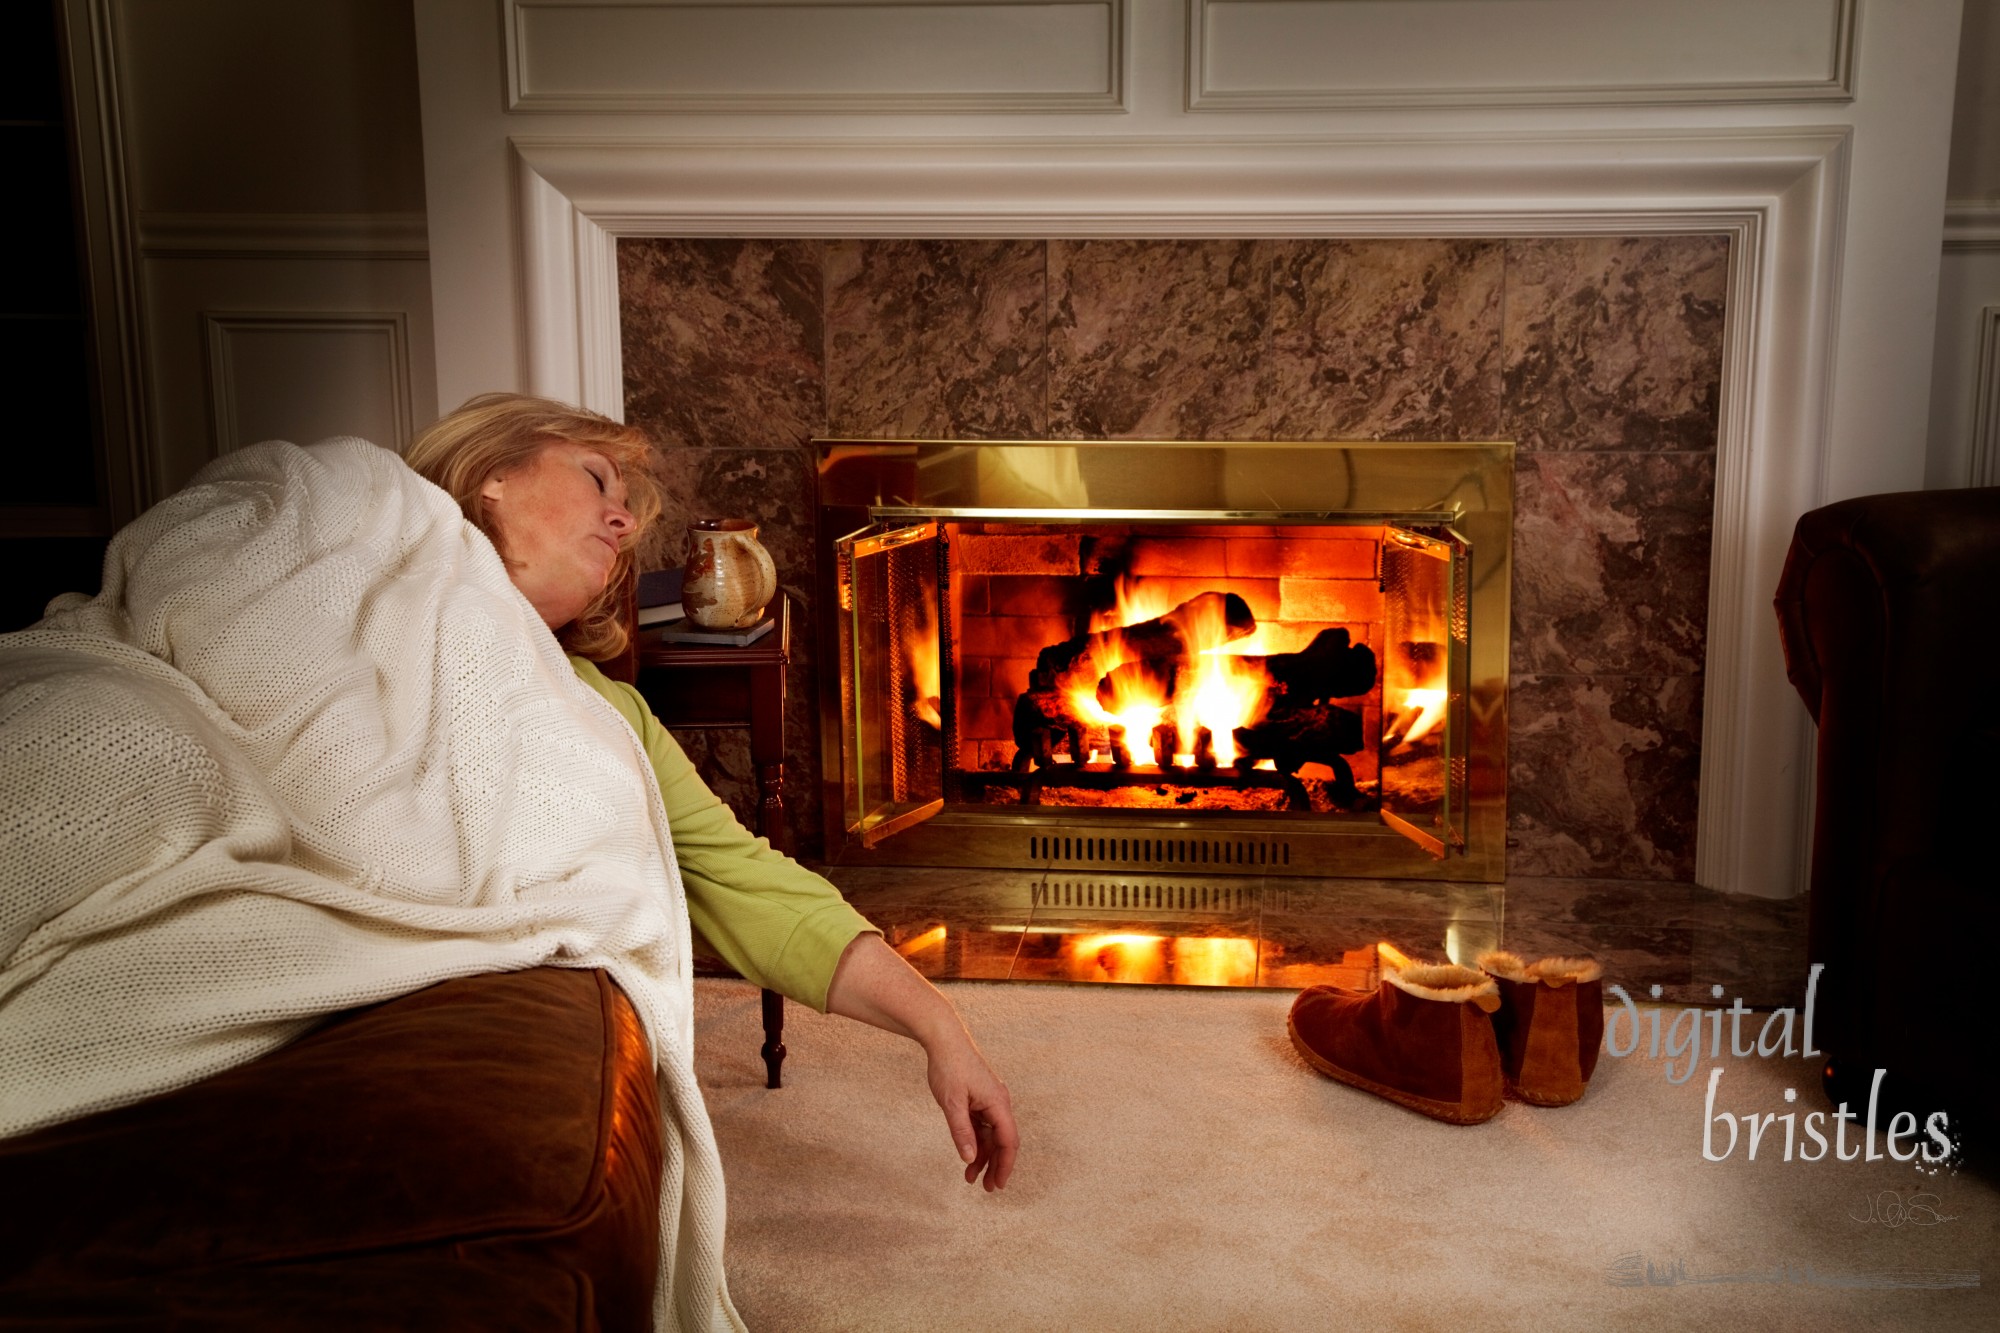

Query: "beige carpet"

xmin=692 ymin=979 xmax=1994 ymax=1332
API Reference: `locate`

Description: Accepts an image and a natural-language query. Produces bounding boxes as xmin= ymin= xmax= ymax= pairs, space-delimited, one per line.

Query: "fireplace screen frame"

xmin=815 ymin=440 xmax=1512 ymax=882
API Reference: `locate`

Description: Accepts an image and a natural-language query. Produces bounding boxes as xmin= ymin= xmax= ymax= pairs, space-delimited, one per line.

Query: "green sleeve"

xmin=570 ymin=655 xmax=878 ymax=1012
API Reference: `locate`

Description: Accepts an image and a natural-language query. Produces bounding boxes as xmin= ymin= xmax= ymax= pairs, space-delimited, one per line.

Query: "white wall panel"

xmin=203 ymin=313 xmax=412 ymax=458
xmin=1190 ymin=0 xmax=1856 ymax=109
xmin=1924 ymin=206 xmax=2000 ymax=488
xmin=111 ymin=0 xmax=428 ymax=214
xmin=143 ymin=249 xmax=438 ymax=495
xmin=140 ymin=212 xmax=429 ymax=260
xmin=1970 ymin=304 xmax=2000 ymax=487
xmin=507 ymin=0 xmax=1124 ymax=111
xmin=90 ymin=0 xmax=439 ymax=503
xmin=1947 ymin=0 xmax=2000 ymax=199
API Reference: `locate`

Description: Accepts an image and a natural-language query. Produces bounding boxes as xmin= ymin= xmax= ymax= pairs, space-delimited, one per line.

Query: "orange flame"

xmin=907 ymin=600 xmax=941 ymax=729
xmin=1386 ymin=622 xmax=1449 ymax=752
xmin=1392 ymin=687 xmax=1447 ymax=749
xmin=1073 ymin=576 xmax=1275 ymax=767
xmin=1177 ymin=651 xmax=1271 ymax=766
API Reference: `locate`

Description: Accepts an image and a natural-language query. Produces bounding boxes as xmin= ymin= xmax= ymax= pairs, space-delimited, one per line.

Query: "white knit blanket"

xmin=0 ymin=439 xmax=741 ymax=1332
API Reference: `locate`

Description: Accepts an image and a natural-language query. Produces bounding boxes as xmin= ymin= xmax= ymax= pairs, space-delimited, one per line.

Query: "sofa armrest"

xmin=0 ymin=968 xmax=662 ymax=1332
xmin=1772 ymin=486 xmax=2000 ymax=1137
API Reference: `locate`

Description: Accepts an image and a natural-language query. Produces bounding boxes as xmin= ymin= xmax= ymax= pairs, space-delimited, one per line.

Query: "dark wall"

xmin=2 ymin=1 xmax=110 ymax=630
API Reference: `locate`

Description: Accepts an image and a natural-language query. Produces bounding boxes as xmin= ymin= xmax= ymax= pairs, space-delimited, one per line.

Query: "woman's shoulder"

xmin=566 ymin=654 xmax=647 ymax=726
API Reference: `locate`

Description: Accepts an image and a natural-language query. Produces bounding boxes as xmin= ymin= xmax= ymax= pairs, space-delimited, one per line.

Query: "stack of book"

xmin=635 ymin=568 xmax=686 ymax=628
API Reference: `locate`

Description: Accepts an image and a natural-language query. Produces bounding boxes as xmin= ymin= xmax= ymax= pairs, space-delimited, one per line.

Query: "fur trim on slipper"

xmin=1477 ymin=949 xmax=1607 ymax=1107
xmin=1477 ymin=951 xmax=1603 ymax=987
xmin=1385 ymin=963 xmax=1501 ymax=1009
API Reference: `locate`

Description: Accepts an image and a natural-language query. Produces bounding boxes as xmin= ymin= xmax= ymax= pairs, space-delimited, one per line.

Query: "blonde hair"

xmin=406 ymin=392 xmax=664 ymax=661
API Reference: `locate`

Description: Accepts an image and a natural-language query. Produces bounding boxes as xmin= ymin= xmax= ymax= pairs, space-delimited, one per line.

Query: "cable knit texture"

xmin=0 ymin=438 xmax=740 ymax=1333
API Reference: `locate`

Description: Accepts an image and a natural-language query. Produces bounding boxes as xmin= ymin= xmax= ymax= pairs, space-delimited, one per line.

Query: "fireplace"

xmin=816 ymin=439 xmax=1511 ymax=881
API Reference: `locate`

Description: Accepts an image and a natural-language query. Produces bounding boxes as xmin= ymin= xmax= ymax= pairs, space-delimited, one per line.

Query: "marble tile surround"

xmin=618 ymin=235 xmax=1729 ymax=885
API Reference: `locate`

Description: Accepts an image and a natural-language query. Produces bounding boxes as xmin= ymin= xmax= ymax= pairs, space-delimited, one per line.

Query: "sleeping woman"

xmin=0 ymin=392 xmax=1013 ymax=1331
xmin=405 ymin=392 xmax=1019 ymax=1191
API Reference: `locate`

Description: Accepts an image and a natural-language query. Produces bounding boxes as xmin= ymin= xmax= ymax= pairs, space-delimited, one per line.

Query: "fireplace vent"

xmin=1030 ymin=834 xmax=1292 ymax=868
xmin=1035 ymin=879 xmax=1259 ymax=912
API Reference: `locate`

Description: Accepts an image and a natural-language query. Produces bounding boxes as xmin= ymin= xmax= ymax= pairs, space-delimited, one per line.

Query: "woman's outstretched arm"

xmin=825 ymin=933 xmax=1019 ymax=1191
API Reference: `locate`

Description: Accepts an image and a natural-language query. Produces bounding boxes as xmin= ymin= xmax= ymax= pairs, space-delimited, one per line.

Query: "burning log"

xmin=1232 ymin=702 xmax=1366 ymax=803
xmin=1039 ymin=592 xmax=1255 ymax=690
xmin=1011 ymin=667 xmax=1092 ymax=771
xmin=1263 ymin=628 xmax=1377 ymax=703
xmin=1096 ymin=658 xmax=1180 ymax=712
xmin=1093 ymin=626 xmax=1376 ymax=714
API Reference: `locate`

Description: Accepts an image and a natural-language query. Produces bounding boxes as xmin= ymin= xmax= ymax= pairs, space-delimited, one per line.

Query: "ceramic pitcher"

xmin=683 ymin=519 xmax=777 ymax=629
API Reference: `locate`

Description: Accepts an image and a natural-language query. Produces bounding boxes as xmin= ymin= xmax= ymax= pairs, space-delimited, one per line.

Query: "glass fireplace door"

xmin=835 ymin=520 xmax=944 ymax=847
xmin=1378 ymin=525 xmax=1472 ymax=858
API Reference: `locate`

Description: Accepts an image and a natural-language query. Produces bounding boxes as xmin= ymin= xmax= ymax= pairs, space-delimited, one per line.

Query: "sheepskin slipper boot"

xmin=1477 ymin=951 xmax=1605 ymax=1107
xmin=1286 ymin=964 xmax=1504 ymax=1125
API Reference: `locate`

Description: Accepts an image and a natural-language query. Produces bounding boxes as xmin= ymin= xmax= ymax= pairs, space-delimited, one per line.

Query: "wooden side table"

xmin=634 ymin=596 xmax=791 ymax=1089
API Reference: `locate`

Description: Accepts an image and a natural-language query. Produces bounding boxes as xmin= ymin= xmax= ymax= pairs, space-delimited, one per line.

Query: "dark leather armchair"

xmin=1774 ymin=486 xmax=2000 ymax=1161
xmin=0 ymin=968 xmax=663 ymax=1330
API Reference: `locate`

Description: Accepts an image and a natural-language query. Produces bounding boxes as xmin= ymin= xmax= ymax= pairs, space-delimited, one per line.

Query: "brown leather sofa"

xmin=1774 ymin=486 xmax=2000 ymax=1164
xmin=0 ymin=967 xmax=663 ymax=1330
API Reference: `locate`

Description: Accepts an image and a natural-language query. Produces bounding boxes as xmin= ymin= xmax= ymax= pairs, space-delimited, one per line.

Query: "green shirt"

xmin=570 ymin=655 xmax=877 ymax=1012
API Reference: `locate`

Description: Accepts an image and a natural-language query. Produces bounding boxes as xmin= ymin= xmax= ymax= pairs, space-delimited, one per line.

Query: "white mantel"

xmin=411 ymin=0 xmax=1967 ymax=898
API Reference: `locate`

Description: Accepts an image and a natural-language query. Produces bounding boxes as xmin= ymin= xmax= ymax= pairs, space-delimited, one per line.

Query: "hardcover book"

xmin=636 ymin=567 xmax=685 ymax=626
xmin=652 ymin=617 xmax=775 ymax=648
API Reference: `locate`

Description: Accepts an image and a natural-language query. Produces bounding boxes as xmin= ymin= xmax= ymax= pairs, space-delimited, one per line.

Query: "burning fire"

xmin=1391 ymin=688 xmax=1446 ymax=748
xmin=1077 ymin=578 xmax=1274 ymax=767
xmin=908 ymin=600 xmax=942 ymax=729
xmin=1383 ymin=637 xmax=1448 ymax=752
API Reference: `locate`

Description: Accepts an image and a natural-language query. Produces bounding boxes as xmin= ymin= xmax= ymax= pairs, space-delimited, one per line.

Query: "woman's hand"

xmin=924 ymin=1027 xmax=1018 ymax=1191
xmin=825 ymin=932 xmax=1019 ymax=1190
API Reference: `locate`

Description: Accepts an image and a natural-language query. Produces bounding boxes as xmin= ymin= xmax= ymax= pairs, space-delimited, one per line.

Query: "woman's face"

xmin=479 ymin=440 xmax=635 ymax=628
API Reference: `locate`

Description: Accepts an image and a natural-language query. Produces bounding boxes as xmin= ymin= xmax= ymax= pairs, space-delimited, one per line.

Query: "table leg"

xmin=756 ymin=761 xmax=787 ymax=855
xmin=759 ymin=986 xmax=786 ymax=1089
xmin=747 ymin=650 xmax=789 ymax=1090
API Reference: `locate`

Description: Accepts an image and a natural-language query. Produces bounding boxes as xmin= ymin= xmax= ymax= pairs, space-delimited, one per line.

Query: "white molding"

xmin=138 ymin=212 xmax=430 ymax=260
xmin=504 ymin=0 xmax=1127 ymax=114
xmin=1187 ymin=0 xmax=1857 ymax=112
xmin=516 ymin=162 xmax=584 ymax=409
xmin=507 ymin=129 xmax=1848 ymax=898
xmin=573 ymin=207 xmax=624 ymax=419
xmin=1973 ymin=305 xmax=2000 ymax=488
xmin=62 ymin=0 xmax=151 ymax=520
xmin=1697 ymin=132 xmax=1849 ymax=902
xmin=201 ymin=311 xmax=414 ymax=457
xmin=1945 ymin=201 xmax=2000 ymax=253
xmin=514 ymin=162 xmax=624 ymax=415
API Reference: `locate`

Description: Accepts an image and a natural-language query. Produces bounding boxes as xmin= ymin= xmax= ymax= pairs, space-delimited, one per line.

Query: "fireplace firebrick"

xmin=816 ymin=440 xmax=1512 ymax=881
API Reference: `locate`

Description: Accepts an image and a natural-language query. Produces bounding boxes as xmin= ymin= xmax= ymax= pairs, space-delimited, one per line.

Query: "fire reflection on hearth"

xmin=865 ymin=877 xmax=1502 ymax=990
